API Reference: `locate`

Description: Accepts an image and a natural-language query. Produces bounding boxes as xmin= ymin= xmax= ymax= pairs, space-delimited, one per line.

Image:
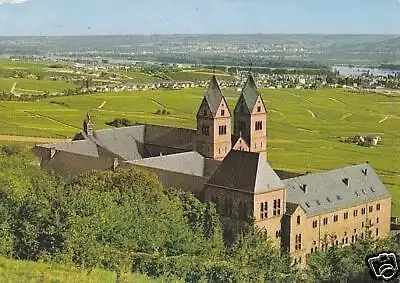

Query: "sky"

xmin=0 ymin=0 xmax=400 ymax=36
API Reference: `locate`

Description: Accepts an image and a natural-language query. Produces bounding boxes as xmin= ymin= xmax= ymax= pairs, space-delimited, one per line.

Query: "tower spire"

xmin=83 ymin=112 xmax=94 ymax=136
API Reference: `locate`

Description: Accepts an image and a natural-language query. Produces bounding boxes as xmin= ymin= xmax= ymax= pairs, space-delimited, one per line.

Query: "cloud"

xmin=0 ymin=0 xmax=29 ymax=4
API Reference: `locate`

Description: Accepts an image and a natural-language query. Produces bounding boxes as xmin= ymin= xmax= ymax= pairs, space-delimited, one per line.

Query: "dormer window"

xmin=257 ymin=106 xmax=261 ymax=112
xmin=203 ymin=109 xmax=207 ymax=116
xmin=221 ymin=109 xmax=225 ymax=116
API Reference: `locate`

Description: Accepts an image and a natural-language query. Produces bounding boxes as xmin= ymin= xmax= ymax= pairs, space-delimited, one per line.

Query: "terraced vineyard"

xmin=1 ymin=87 xmax=399 ymax=215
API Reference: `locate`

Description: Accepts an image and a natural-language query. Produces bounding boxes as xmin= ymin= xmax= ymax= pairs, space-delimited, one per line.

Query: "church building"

xmin=34 ymin=74 xmax=392 ymax=266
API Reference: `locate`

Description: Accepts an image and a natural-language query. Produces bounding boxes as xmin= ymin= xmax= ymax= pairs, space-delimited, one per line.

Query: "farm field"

xmin=0 ymin=77 xmax=78 ymax=94
xmin=168 ymin=70 xmax=235 ymax=82
xmin=0 ymin=256 xmax=158 ymax=283
xmin=1 ymin=87 xmax=399 ymax=215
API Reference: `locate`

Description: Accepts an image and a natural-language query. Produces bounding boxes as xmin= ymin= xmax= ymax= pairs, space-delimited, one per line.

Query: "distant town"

xmin=5 ymin=55 xmax=400 ymax=98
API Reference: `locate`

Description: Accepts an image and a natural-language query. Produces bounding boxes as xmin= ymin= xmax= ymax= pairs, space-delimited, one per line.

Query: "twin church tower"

xmin=196 ymin=74 xmax=268 ymax=161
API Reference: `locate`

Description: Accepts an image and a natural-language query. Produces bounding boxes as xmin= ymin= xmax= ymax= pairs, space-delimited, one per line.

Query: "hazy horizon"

xmin=1 ymin=33 xmax=400 ymax=37
xmin=1 ymin=0 xmax=400 ymax=36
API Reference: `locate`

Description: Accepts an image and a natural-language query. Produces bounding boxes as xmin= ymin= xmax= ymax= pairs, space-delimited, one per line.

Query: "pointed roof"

xmin=201 ymin=75 xmax=227 ymax=117
xmin=241 ymin=73 xmax=263 ymax=112
xmin=206 ymin=150 xmax=284 ymax=194
xmin=84 ymin=112 xmax=93 ymax=124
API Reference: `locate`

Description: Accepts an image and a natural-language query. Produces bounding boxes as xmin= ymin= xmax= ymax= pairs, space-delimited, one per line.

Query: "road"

xmin=0 ymin=135 xmax=71 ymax=144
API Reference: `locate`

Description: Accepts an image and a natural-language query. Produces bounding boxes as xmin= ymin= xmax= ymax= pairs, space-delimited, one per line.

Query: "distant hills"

xmin=1 ymin=34 xmax=400 ymax=67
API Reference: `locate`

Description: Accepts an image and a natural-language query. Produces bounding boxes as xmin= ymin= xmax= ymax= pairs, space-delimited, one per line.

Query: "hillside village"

xmin=5 ymin=57 xmax=400 ymax=97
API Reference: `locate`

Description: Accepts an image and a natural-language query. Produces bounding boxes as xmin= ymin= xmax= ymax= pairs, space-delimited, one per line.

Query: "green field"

xmin=168 ymin=70 xmax=235 ymax=82
xmin=117 ymin=69 xmax=235 ymax=83
xmin=0 ymin=256 xmax=158 ymax=283
xmin=0 ymin=60 xmax=79 ymax=94
xmin=117 ymin=70 xmax=168 ymax=83
xmin=0 ymin=77 xmax=78 ymax=94
xmin=0 ymin=59 xmax=50 ymax=73
xmin=1 ymin=87 xmax=399 ymax=215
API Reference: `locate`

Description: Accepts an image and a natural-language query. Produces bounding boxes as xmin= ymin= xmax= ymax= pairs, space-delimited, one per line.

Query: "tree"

xmin=229 ymin=227 xmax=303 ymax=282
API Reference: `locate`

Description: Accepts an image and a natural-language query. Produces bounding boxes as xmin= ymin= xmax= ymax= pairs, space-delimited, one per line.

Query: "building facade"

xmin=34 ymin=74 xmax=392 ymax=266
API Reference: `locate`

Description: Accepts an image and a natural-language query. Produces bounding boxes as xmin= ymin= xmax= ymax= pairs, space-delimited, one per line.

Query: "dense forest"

xmin=0 ymin=144 xmax=399 ymax=282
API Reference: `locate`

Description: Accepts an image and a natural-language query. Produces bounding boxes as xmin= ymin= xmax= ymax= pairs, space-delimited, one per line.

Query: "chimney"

xmin=113 ymin=158 xmax=119 ymax=170
xmin=50 ymin=147 xmax=56 ymax=159
xmin=343 ymin=178 xmax=350 ymax=187
xmin=362 ymin=168 xmax=368 ymax=176
xmin=300 ymin=184 xmax=308 ymax=193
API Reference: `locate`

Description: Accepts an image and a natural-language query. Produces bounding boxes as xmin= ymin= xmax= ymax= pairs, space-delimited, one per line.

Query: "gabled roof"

xmin=125 ymin=151 xmax=218 ymax=177
xmin=82 ymin=126 xmax=145 ymax=161
xmin=241 ymin=73 xmax=264 ymax=112
xmin=231 ymin=134 xmax=249 ymax=148
xmin=200 ymin=75 xmax=229 ymax=117
xmin=283 ymin=163 xmax=391 ymax=217
xmin=36 ymin=139 xmax=100 ymax=158
xmin=207 ymin=150 xmax=284 ymax=194
xmin=285 ymin=203 xmax=302 ymax=216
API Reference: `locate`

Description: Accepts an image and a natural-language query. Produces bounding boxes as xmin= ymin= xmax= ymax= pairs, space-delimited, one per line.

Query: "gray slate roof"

xmin=83 ymin=126 xmax=145 ymax=160
xmin=207 ymin=150 xmax=284 ymax=194
xmin=283 ymin=163 xmax=391 ymax=216
xmin=125 ymin=151 xmax=211 ymax=177
xmin=58 ymin=124 xmax=197 ymax=161
xmin=285 ymin=203 xmax=301 ymax=216
xmin=241 ymin=74 xmax=261 ymax=112
xmin=203 ymin=76 xmax=225 ymax=117
xmin=37 ymin=139 xmax=99 ymax=158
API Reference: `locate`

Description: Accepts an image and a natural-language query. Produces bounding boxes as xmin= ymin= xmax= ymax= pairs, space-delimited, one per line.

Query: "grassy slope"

xmin=0 ymin=60 xmax=78 ymax=93
xmin=0 ymin=77 xmax=77 ymax=93
xmin=0 ymin=88 xmax=399 ymax=215
xmin=0 ymin=257 xmax=159 ymax=283
xmin=168 ymin=71 xmax=235 ymax=82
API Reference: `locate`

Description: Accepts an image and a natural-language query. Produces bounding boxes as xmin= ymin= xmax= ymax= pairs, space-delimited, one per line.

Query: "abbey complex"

xmin=34 ymin=74 xmax=391 ymax=266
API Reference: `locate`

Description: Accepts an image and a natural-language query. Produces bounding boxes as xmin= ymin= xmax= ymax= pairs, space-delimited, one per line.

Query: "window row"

xmin=294 ymin=257 xmax=302 ymax=265
xmin=295 ymin=233 xmax=302 ymax=251
xmin=255 ymin=121 xmax=263 ymax=131
xmin=219 ymin=125 xmax=227 ymax=135
xmin=202 ymin=125 xmax=229 ymax=136
xmin=201 ymin=126 xmax=227 ymax=136
xmin=317 ymin=204 xmax=381 ymax=227
xmin=311 ymin=229 xmax=380 ymax=254
xmin=260 ymin=199 xmax=281 ymax=219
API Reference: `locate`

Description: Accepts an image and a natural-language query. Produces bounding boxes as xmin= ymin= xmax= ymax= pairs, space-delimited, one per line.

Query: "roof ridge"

xmin=287 ymin=163 xmax=374 ymax=181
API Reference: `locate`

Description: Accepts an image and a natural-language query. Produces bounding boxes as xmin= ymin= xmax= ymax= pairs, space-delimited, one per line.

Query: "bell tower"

xmin=233 ymin=73 xmax=267 ymax=159
xmin=83 ymin=113 xmax=94 ymax=136
xmin=196 ymin=76 xmax=232 ymax=161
